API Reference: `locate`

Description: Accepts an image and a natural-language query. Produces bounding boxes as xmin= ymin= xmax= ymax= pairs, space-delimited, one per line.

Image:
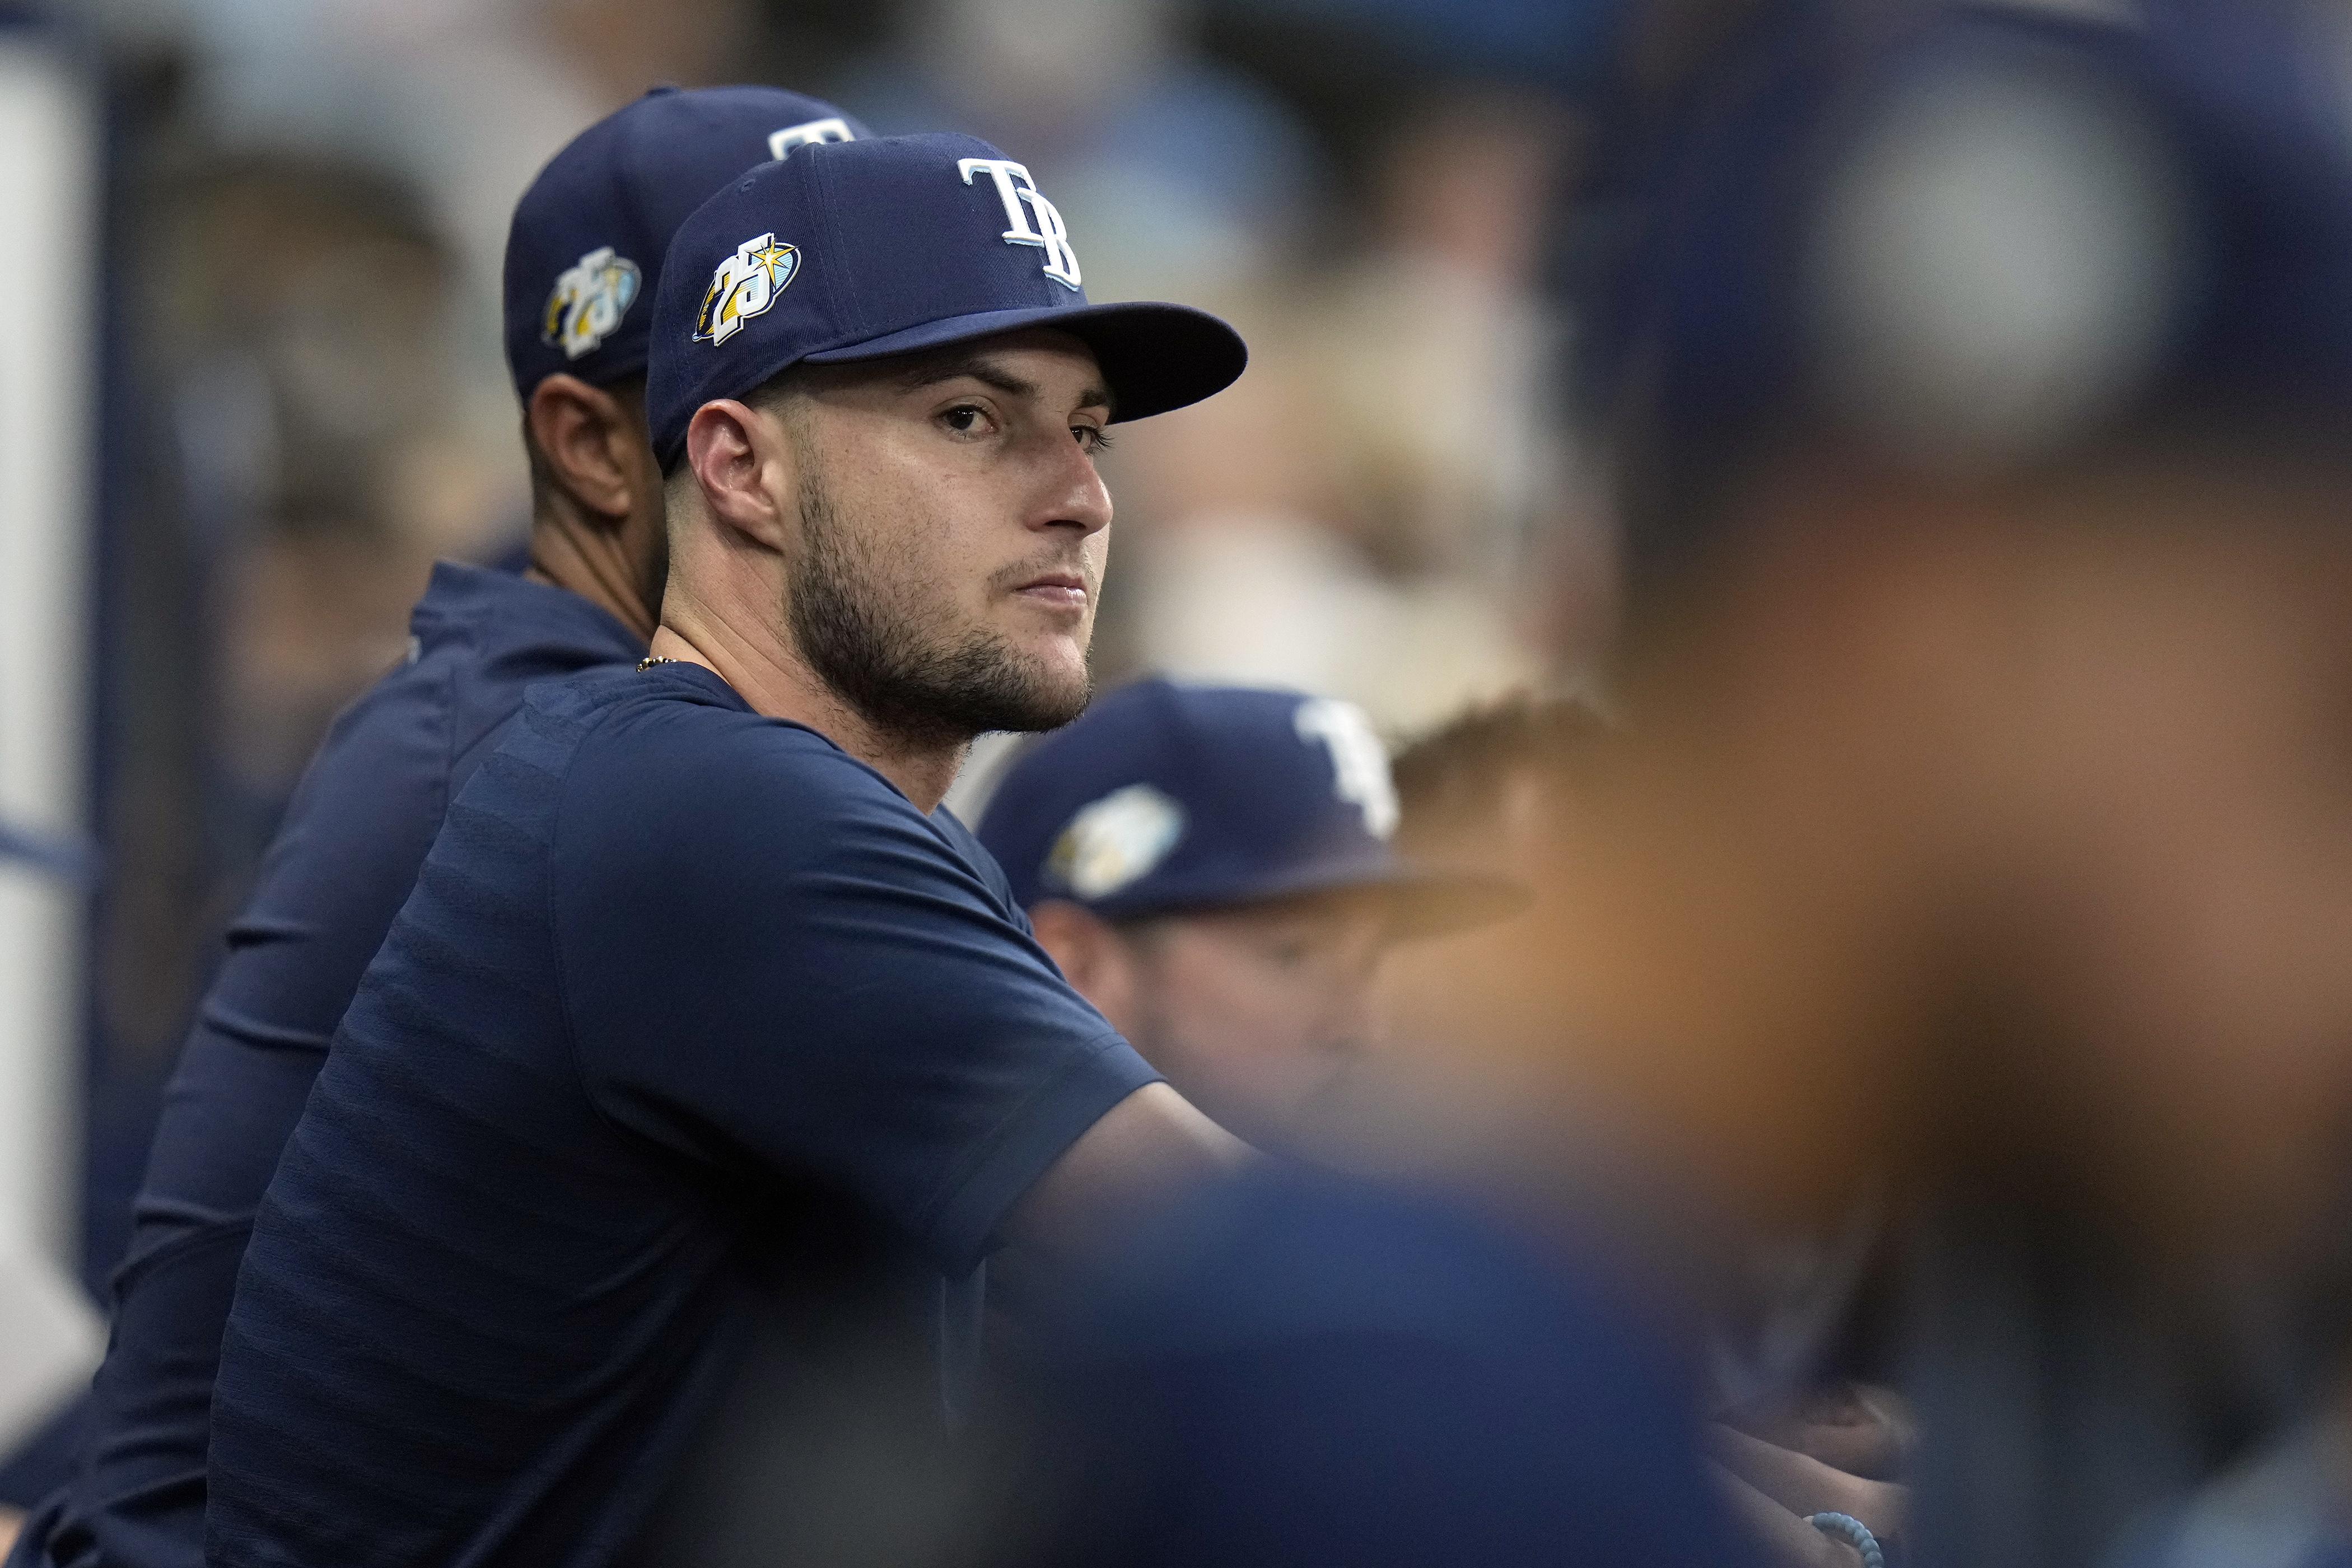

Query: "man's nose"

xmin=1032 ymin=435 xmax=1113 ymax=538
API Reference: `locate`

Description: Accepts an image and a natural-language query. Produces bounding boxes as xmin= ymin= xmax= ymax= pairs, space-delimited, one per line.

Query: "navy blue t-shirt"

xmin=204 ymin=660 xmax=1159 ymax=1568
xmin=9 ymin=564 xmax=642 ymax=1568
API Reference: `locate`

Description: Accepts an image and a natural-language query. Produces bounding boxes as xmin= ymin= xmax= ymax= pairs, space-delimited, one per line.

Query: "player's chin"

xmin=1001 ymin=613 xmax=1093 ymax=680
xmin=1034 ymin=646 xmax=1093 ymax=713
xmin=1000 ymin=634 xmax=1092 ymax=728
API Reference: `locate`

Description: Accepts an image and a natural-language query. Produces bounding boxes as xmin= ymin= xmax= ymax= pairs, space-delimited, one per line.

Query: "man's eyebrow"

xmin=895 ymin=354 xmax=1115 ymax=416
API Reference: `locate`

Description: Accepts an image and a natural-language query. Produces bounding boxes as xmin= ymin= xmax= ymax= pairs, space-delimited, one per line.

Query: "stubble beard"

xmin=785 ymin=457 xmax=1093 ymax=750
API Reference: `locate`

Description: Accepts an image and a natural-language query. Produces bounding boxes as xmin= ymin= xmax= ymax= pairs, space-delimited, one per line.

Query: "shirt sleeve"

xmin=553 ymin=713 xmax=1159 ymax=1274
xmin=934 ymin=805 xmax=1034 ymax=936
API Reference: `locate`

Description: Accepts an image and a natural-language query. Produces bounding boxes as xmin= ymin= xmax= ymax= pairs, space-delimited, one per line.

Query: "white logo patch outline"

xmin=694 ymin=232 xmax=800 ymax=346
xmin=542 ymin=245 xmax=643 ymax=361
xmin=957 ymin=157 xmax=1082 ymax=291
xmin=1048 ymin=783 xmax=1186 ymax=900
xmin=1294 ymin=698 xmax=1399 ymax=840
xmin=768 ymin=117 xmax=853 ymax=160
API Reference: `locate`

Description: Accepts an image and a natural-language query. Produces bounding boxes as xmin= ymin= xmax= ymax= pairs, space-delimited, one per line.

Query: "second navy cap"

xmin=504 ymin=85 xmax=869 ymax=399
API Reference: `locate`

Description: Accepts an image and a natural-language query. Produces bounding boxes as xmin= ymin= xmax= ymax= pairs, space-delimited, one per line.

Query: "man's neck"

xmin=645 ymin=617 xmax=968 ymax=814
xmin=525 ymin=508 xmax=656 ymax=643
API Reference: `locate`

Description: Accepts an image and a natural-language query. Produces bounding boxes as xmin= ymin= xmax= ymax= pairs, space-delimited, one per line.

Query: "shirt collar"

xmin=408 ymin=559 xmax=645 ymax=665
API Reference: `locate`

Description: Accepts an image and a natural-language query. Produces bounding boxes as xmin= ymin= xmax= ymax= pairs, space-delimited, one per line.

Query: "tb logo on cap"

xmin=959 ymin=157 xmax=1082 ymax=291
xmin=1295 ymin=698 xmax=1399 ymax=840
xmin=694 ymin=232 xmax=800 ymax=346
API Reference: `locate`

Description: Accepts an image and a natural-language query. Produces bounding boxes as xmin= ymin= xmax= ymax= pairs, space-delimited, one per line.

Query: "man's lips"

xmin=1014 ymin=572 xmax=1089 ymax=611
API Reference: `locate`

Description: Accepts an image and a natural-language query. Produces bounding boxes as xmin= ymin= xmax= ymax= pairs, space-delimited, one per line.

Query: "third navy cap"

xmin=977 ymin=678 xmax=1517 ymax=935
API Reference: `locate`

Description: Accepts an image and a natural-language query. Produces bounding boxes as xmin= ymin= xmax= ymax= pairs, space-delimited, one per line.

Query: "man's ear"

xmin=1028 ymin=899 xmax=1140 ymax=1036
xmin=684 ymin=398 xmax=794 ymax=552
xmin=527 ymin=374 xmax=638 ymax=525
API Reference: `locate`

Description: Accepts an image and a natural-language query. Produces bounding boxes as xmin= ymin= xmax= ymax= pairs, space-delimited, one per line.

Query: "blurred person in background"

xmin=1551 ymin=1 xmax=2352 ymax=1563
xmin=152 ymin=155 xmax=476 ymax=819
xmin=4 ymin=87 xmax=866 ymax=1568
xmin=1376 ymin=692 xmax=1606 ymax=1084
xmin=976 ymin=677 xmax=1510 ymax=1152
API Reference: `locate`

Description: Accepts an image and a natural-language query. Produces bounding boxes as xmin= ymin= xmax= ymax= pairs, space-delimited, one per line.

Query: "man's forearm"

xmin=997 ymin=1082 xmax=1253 ymax=1275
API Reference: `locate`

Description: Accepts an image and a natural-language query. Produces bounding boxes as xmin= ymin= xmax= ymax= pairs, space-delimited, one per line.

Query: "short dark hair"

xmin=1389 ymin=693 xmax=1607 ymax=837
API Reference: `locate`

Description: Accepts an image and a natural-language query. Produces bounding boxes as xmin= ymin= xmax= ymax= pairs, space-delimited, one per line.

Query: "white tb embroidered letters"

xmin=956 ymin=157 xmax=1082 ymax=291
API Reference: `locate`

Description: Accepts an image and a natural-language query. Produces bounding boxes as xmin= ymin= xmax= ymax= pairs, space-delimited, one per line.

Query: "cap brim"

xmin=1100 ymin=860 xmax=1529 ymax=941
xmin=802 ymin=300 xmax=1247 ymax=421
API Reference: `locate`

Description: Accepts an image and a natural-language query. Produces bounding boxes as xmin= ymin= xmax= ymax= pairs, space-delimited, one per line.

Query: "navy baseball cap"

xmin=504 ymin=85 xmax=870 ymax=399
xmin=646 ymin=132 xmax=1248 ymax=471
xmin=977 ymin=678 xmax=1517 ymax=935
xmin=1582 ymin=0 xmax=2352 ymax=581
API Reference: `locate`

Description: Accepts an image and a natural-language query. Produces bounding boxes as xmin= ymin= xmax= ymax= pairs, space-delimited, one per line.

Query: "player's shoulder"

xmin=294 ymin=562 xmax=617 ymax=796
xmin=540 ymin=662 xmax=941 ymax=877
xmin=272 ymin=623 xmax=461 ymax=840
xmin=554 ymin=663 xmax=891 ymax=800
xmin=424 ymin=562 xmax=643 ymax=755
xmin=930 ymin=801 xmax=991 ymax=866
xmin=934 ymin=803 xmax=1028 ymax=923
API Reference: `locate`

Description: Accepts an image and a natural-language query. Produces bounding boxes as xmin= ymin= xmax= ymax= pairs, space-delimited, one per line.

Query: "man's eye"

xmin=941 ymin=405 xmax=990 ymax=436
xmin=1075 ymin=425 xmax=1116 ymax=453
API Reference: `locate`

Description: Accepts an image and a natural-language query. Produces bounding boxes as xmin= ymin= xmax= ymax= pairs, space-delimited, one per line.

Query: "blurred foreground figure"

xmin=1385 ymin=694 xmax=1917 ymax=1554
xmin=978 ymin=678 xmax=1509 ymax=1151
xmin=1012 ymin=3 xmax=2352 ymax=1564
xmin=1565 ymin=1 xmax=2352 ymax=1563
